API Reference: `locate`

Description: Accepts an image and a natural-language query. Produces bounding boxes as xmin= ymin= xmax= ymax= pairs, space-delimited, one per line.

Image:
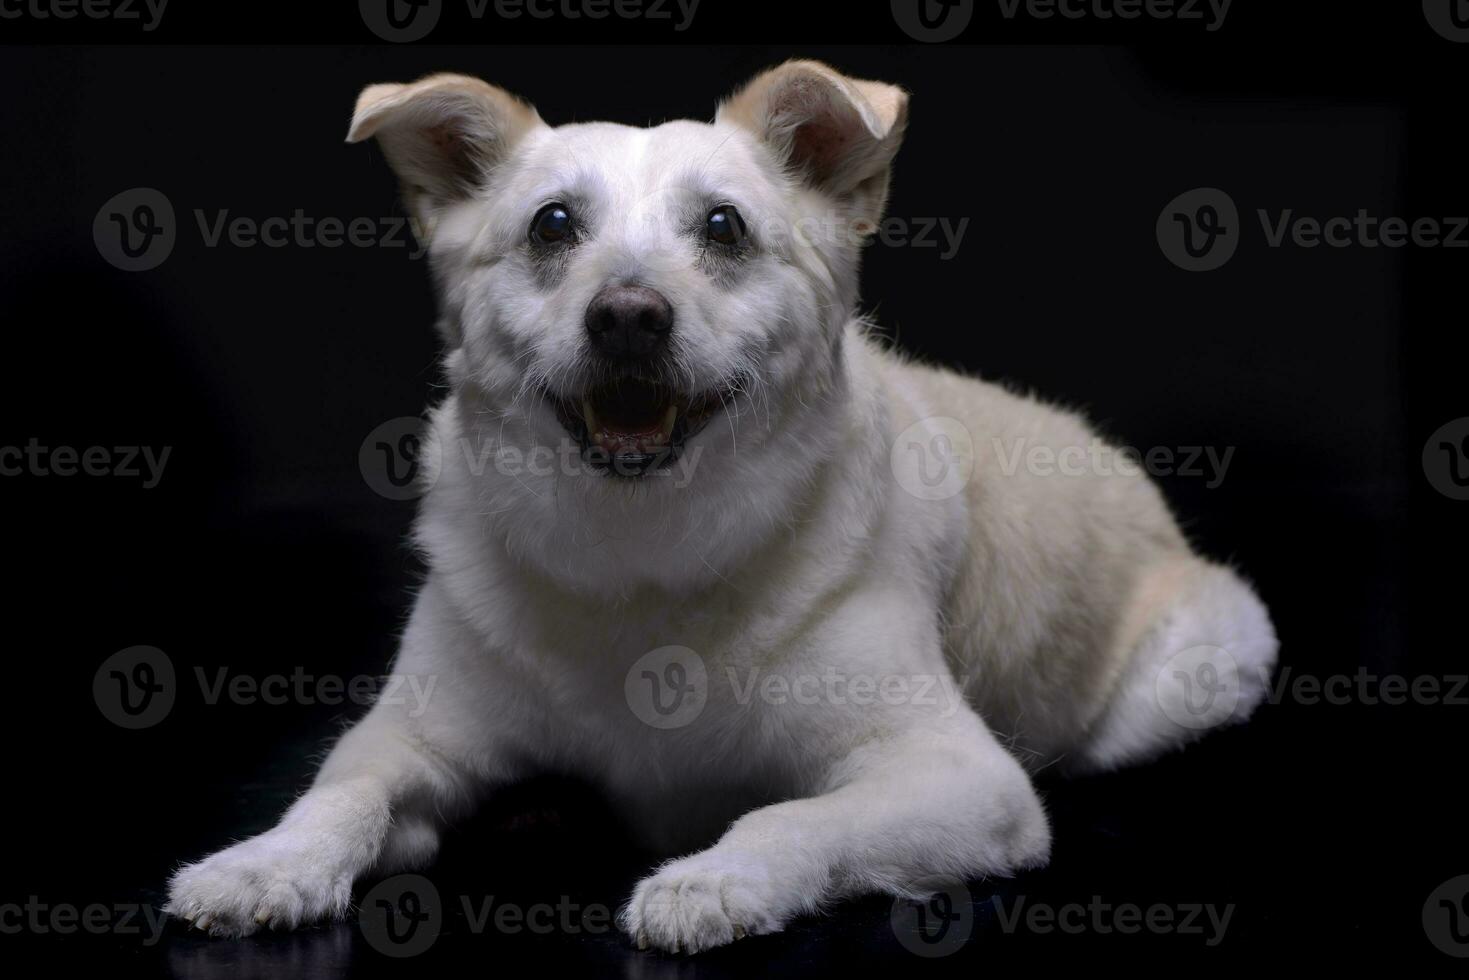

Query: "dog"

xmin=165 ymin=60 xmax=1278 ymax=953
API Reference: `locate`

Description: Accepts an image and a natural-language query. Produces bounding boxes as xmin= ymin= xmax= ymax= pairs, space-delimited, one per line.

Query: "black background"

xmin=2 ymin=1 xmax=1466 ymax=975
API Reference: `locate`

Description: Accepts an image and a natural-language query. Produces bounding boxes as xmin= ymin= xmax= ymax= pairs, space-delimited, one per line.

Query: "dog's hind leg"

xmin=1068 ymin=557 xmax=1279 ymax=774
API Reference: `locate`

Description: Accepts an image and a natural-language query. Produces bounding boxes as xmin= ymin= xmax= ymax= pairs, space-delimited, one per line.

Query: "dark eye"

xmin=530 ymin=203 xmax=574 ymax=245
xmin=706 ymin=205 xmax=746 ymax=247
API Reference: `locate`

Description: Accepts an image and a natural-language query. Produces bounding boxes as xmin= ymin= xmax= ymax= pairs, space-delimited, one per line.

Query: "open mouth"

xmin=551 ymin=377 xmax=737 ymax=476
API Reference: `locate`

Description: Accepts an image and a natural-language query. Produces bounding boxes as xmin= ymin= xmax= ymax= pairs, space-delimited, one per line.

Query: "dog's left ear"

xmin=347 ymin=73 xmax=543 ymax=231
xmin=718 ymin=60 xmax=909 ymax=229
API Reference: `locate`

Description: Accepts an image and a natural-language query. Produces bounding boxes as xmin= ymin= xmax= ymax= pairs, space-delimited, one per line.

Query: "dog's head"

xmin=350 ymin=61 xmax=906 ymax=469
xmin=349 ymin=62 xmax=907 ymax=588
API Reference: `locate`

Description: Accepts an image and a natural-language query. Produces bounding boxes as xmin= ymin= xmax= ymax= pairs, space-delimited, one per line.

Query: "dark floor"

xmin=13 ymin=697 xmax=1465 ymax=976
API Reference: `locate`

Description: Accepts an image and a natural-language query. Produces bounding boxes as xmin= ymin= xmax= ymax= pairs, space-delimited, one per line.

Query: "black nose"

xmin=585 ymin=284 xmax=674 ymax=361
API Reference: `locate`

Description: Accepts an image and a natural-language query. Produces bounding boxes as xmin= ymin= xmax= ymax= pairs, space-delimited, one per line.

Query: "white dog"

xmin=166 ymin=61 xmax=1277 ymax=953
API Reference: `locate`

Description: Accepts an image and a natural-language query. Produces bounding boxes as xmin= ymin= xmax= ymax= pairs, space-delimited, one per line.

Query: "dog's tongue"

xmin=584 ymin=381 xmax=678 ymax=457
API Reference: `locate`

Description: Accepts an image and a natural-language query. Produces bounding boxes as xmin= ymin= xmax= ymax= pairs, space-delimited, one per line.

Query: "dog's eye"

xmin=706 ymin=205 xmax=746 ymax=247
xmin=530 ymin=203 xmax=574 ymax=245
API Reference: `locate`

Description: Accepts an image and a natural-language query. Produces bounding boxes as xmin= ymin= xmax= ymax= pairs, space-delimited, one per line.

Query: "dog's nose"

xmin=584 ymin=284 xmax=674 ymax=361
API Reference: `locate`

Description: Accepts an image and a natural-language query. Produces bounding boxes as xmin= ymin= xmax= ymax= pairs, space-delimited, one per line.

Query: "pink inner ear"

xmin=420 ymin=120 xmax=482 ymax=193
xmin=791 ymin=120 xmax=854 ymax=184
xmin=427 ymin=123 xmax=458 ymax=154
xmin=768 ymin=74 xmax=869 ymax=190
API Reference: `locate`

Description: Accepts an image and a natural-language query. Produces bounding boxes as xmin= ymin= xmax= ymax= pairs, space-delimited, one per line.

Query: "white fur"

xmin=167 ymin=62 xmax=1277 ymax=952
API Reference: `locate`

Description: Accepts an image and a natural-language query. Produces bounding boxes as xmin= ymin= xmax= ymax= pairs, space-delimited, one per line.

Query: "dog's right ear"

xmin=718 ymin=61 xmax=908 ymax=233
xmin=347 ymin=73 xmax=543 ymax=229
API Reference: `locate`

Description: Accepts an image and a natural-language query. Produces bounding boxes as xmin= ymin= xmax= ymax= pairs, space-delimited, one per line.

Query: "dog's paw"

xmin=619 ymin=851 xmax=789 ymax=954
xmin=166 ymin=831 xmax=354 ymax=937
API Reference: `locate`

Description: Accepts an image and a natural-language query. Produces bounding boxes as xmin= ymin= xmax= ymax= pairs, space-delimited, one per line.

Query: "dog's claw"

xmin=637 ymin=932 xmax=649 ymax=950
xmin=733 ymin=924 xmax=747 ymax=940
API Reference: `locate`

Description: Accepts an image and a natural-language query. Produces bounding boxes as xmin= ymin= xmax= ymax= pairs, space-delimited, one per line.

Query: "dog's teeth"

xmin=582 ymin=398 xmax=600 ymax=437
xmin=660 ymin=404 xmax=677 ymax=438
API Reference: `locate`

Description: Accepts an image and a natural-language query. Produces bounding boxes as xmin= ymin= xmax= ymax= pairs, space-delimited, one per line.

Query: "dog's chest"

xmin=501 ymin=588 xmax=825 ymax=787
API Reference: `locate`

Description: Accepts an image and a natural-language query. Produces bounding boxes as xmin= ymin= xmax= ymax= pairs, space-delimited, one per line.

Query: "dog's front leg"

xmin=165 ymin=697 xmax=472 ymax=936
xmin=166 ymin=584 xmax=499 ymax=937
xmin=620 ymin=707 xmax=1051 ymax=953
